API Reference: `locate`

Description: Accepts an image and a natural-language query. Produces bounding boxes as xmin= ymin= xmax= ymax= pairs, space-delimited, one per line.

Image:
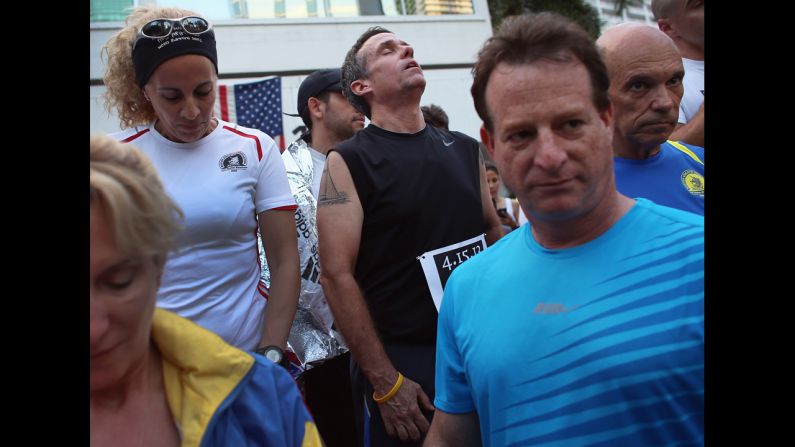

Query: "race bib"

xmin=417 ymin=233 xmax=487 ymax=312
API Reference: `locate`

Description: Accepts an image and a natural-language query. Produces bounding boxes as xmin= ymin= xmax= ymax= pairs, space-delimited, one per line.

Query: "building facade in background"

xmin=416 ymin=0 xmax=473 ymax=15
xmin=590 ymin=0 xmax=655 ymax=27
xmin=90 ymin=0 xmax=654 ymax=141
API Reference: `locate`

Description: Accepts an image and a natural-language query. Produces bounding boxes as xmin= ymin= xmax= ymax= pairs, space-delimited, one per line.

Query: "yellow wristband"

xmin=373 ymin=372 xmax=404 ymax=404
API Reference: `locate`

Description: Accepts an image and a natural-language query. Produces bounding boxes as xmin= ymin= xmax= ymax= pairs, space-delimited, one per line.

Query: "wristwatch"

xmin=255 ymin=345 xmax=288 ymax=368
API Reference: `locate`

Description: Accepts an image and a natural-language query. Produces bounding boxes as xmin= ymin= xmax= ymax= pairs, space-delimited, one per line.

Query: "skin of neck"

xmin=154 ymin=117 xmax=218 ymax=143
xmin=308 ymin=123 xmax=340 ymax=156
xmin=613 ymin=138 xmax=662 ymax=160
xmin=90 ymin=343 xmax=163 ymax=410
xmin=527 ymin=188 xmax=636 ymax=250
xmin=673 ymin=38 xmax=703 ymax=61
xmin=368 ymin=90 xmax=425 ymax=133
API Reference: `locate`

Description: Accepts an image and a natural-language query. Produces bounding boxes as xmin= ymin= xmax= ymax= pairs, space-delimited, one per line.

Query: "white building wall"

xmin=590 ymin=0 xmax=655 ymax=29
xmin=90 ymin=0 xmax=494 ymax=141
xmin=90 ymin=0 xmax=660 ymax=140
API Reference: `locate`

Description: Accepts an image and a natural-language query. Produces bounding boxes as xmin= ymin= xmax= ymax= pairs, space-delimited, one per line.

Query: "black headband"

xmin=132 ymin=27 xmax=218 ymax=88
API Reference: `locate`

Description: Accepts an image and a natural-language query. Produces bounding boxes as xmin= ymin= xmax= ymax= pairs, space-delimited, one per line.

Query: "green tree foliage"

xmin=613 ymin=0 xmax=645 ymax=16
xmin=487 ymin=0 xmax=604 ymax=39
xmin=395 ymin=0 xmax=417 ymax=15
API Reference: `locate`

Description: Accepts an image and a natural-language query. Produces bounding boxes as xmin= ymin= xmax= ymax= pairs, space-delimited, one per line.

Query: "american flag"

xmin=215 ymin=77 xmax=285 ymax=150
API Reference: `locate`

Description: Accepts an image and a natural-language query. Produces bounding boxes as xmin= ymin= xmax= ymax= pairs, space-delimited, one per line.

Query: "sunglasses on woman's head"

xmin=133 ymin=16 xmax=212 ymax=49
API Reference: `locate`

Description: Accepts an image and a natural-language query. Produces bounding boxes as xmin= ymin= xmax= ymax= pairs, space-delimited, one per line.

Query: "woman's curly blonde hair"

xmin=101 ymin=6 xmax=201 ymax=129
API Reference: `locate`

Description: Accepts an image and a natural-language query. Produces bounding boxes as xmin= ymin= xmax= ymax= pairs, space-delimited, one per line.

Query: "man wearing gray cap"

xmin=281 ymin=68 xmax=364 ymax=446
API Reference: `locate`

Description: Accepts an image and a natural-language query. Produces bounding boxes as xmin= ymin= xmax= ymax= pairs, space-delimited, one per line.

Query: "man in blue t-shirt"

xmin=598 ymin=23 xmax=704 ymax=215
xmin=425 ymin=12 xmax=704 ymax=447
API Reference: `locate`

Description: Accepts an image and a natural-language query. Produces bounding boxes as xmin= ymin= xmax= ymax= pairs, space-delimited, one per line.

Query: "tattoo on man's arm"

xmin=318 ymin=164 xmax=350 ymax=206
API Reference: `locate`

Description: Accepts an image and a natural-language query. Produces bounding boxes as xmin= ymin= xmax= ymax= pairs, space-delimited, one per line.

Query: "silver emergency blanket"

xmin=258 ymin=139 xmax=348 ymax=372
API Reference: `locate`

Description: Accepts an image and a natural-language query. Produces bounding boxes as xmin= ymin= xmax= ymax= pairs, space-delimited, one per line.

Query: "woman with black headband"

xmin=101 ymin=7 xmax=301 ymax=363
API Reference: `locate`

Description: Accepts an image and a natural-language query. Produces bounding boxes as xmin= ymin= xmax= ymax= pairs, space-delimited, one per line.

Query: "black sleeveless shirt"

xmin=333 ymin=124 xmax=486 ymax=343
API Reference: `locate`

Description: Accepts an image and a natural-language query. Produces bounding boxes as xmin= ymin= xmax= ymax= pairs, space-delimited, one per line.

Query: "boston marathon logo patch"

xmin=681 ymin=170 xmax=704 ymax=196
xmin=219 ymin=151 xmax=248 ymax=172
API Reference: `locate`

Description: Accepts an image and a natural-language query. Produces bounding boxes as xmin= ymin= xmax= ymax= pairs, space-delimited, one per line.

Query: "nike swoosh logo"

xmin=443 ymin=139 xmax=455 ymax=147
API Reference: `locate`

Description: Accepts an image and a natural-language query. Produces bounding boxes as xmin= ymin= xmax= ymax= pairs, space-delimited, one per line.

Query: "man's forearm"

xmin=321 ymin=272 xmax=399 ymax=393
xmin=424 ymin=411 xmax=482 ymax=447
xmin=485 ymin=222 xmax=505 ymax=245
xmin=670 ymin=105 xmax=704 ymax=147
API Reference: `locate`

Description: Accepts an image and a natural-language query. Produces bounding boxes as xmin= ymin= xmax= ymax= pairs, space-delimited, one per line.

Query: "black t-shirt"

xmin=333 ymin=124 xmax=486 ymax=343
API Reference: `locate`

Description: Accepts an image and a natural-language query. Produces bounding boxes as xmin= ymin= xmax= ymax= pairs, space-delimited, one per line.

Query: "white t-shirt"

xmin=308 ymin=147 xmax=326 ymax=199
xmin=679 ymin=58 xmax=704 ymax=124
xmin=113 ymin=120 xmax=296 ymax=349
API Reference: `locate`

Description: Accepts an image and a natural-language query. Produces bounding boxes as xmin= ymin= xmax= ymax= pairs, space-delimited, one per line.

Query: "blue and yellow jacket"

xmin=151 ymin=308 xmax=322 ymax=447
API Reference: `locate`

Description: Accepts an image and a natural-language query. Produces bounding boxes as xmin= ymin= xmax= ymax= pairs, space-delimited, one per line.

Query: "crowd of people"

xmin=91 ymin=1 xmax=704 ymax=445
